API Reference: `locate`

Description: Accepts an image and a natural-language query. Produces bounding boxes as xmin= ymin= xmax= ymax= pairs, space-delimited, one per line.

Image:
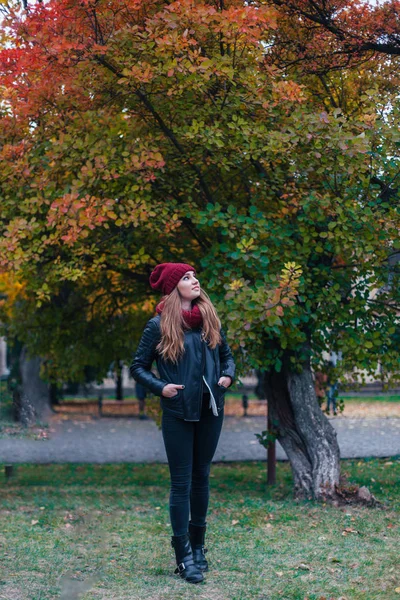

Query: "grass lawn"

xmin=57 ymin=393 xmax=400 ymax=403
xmin=339 ymin=396 xmax=400 ymax=403
xmin=0 ymin=459 xmax=399 ymax=600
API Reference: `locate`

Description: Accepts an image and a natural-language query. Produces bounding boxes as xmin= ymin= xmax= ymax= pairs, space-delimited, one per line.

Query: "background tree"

xmin=263 ymin=0 xmax=400 ymax=71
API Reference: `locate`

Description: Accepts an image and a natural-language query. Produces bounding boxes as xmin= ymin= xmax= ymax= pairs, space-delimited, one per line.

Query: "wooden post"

xmin=98 ymin=391 xmax=103 ymax=417
xmin=267 ymin=409 xmax=276 ymax=485
xmin=5 ymin=465 xmax=15 ymax=481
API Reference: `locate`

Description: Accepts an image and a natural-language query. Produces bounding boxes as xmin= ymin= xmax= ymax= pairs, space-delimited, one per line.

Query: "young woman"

xmin=130 ymin=262 xmax=235 ymax=584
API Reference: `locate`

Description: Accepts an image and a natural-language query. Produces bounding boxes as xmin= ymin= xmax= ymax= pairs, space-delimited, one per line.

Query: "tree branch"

xmin=94 ymin=55 xmax=215 ymax=207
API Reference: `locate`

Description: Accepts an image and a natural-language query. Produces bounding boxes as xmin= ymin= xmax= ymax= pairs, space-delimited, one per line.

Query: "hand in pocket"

xmin=162 ymin=383 xmax=185 ymax=398
xmin=218 ymin=376 xmax=232 ymax=389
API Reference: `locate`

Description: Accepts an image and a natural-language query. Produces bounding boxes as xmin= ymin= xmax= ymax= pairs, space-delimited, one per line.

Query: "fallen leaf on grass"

xmin=231 ymin=519 xmax=239 ymax=525
xmin=342 ymin=527 xmax=359 ymax=535
xmin=31 ymin=520 xmax=39 ymax=525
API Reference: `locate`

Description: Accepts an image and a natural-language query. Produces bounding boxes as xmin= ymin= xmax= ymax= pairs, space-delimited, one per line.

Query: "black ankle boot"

xmin=188 ymin=522 xmax=209 ymax=572
xmin=171 ymin=533 xmax=204 ymax=583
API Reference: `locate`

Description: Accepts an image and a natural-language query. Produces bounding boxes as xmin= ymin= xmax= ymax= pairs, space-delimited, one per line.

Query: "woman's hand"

xmin=162 ymin=383 xmax=185 ymax=398
xmin=218 ymin=376 xmax=232 ymax=389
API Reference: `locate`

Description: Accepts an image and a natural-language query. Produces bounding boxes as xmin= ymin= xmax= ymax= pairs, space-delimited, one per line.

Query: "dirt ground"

xmin=50 ymin=397 xmax=400 ymax=421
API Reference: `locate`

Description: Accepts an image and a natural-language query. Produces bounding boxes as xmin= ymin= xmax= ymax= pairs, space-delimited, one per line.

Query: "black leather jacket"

xmin=129 ymin=315 xmax=236 ymax=421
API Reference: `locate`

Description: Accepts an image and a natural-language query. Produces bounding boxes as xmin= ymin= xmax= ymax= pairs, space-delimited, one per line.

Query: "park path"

xmin=1 ymin=414 xmax=400 ymax=463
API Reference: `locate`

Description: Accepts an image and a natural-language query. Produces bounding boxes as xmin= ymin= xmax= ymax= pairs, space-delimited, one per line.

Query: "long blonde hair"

xmin=156 ymin=288 xmax=222 ymax=364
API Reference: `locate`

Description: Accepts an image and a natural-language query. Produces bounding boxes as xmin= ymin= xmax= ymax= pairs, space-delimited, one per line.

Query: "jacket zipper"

xmin=199 ymin=339 xmax=205 ymax=416
xmin=202 ymin=375 xmax=219 ymax=416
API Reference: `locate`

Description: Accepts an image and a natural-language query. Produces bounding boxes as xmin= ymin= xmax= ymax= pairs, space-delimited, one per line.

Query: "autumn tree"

xmin=0 ymin=0 xmax=399 ymax=500
xmin=0 ymin=0 xmax=300 ymax=415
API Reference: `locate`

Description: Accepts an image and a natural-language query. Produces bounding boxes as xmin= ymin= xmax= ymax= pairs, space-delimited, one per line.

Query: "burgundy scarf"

xmin=155 ymin=300 xmax=203 ymax=329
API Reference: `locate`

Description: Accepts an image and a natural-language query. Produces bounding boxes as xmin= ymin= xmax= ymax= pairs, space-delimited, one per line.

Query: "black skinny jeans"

xmin=161 ymin=391 xmax=224 ymax=536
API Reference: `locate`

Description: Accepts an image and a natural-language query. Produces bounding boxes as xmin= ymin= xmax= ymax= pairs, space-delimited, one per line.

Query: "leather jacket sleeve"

xmin=130 ymin=319 xmax=168 ymax=397
xmin=219 ymin=328 xmax=236 ymax=385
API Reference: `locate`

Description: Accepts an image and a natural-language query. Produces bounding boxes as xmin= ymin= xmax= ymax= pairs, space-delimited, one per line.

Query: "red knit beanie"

xmin=149 ymin=262 xmax=196 ymax=295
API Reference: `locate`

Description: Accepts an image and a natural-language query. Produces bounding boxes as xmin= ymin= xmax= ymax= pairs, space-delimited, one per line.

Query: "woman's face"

xmin=176 ymin=270 xmax=201 ymax=302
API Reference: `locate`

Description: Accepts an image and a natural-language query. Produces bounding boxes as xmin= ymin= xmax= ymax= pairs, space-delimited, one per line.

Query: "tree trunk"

xmin=14 ymin=346 xmax=53 ymax=426
xmin=263 ymin=349 xmax=340 ymax=501
xmin=0 ymin=336 xmax=10 ymax=378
